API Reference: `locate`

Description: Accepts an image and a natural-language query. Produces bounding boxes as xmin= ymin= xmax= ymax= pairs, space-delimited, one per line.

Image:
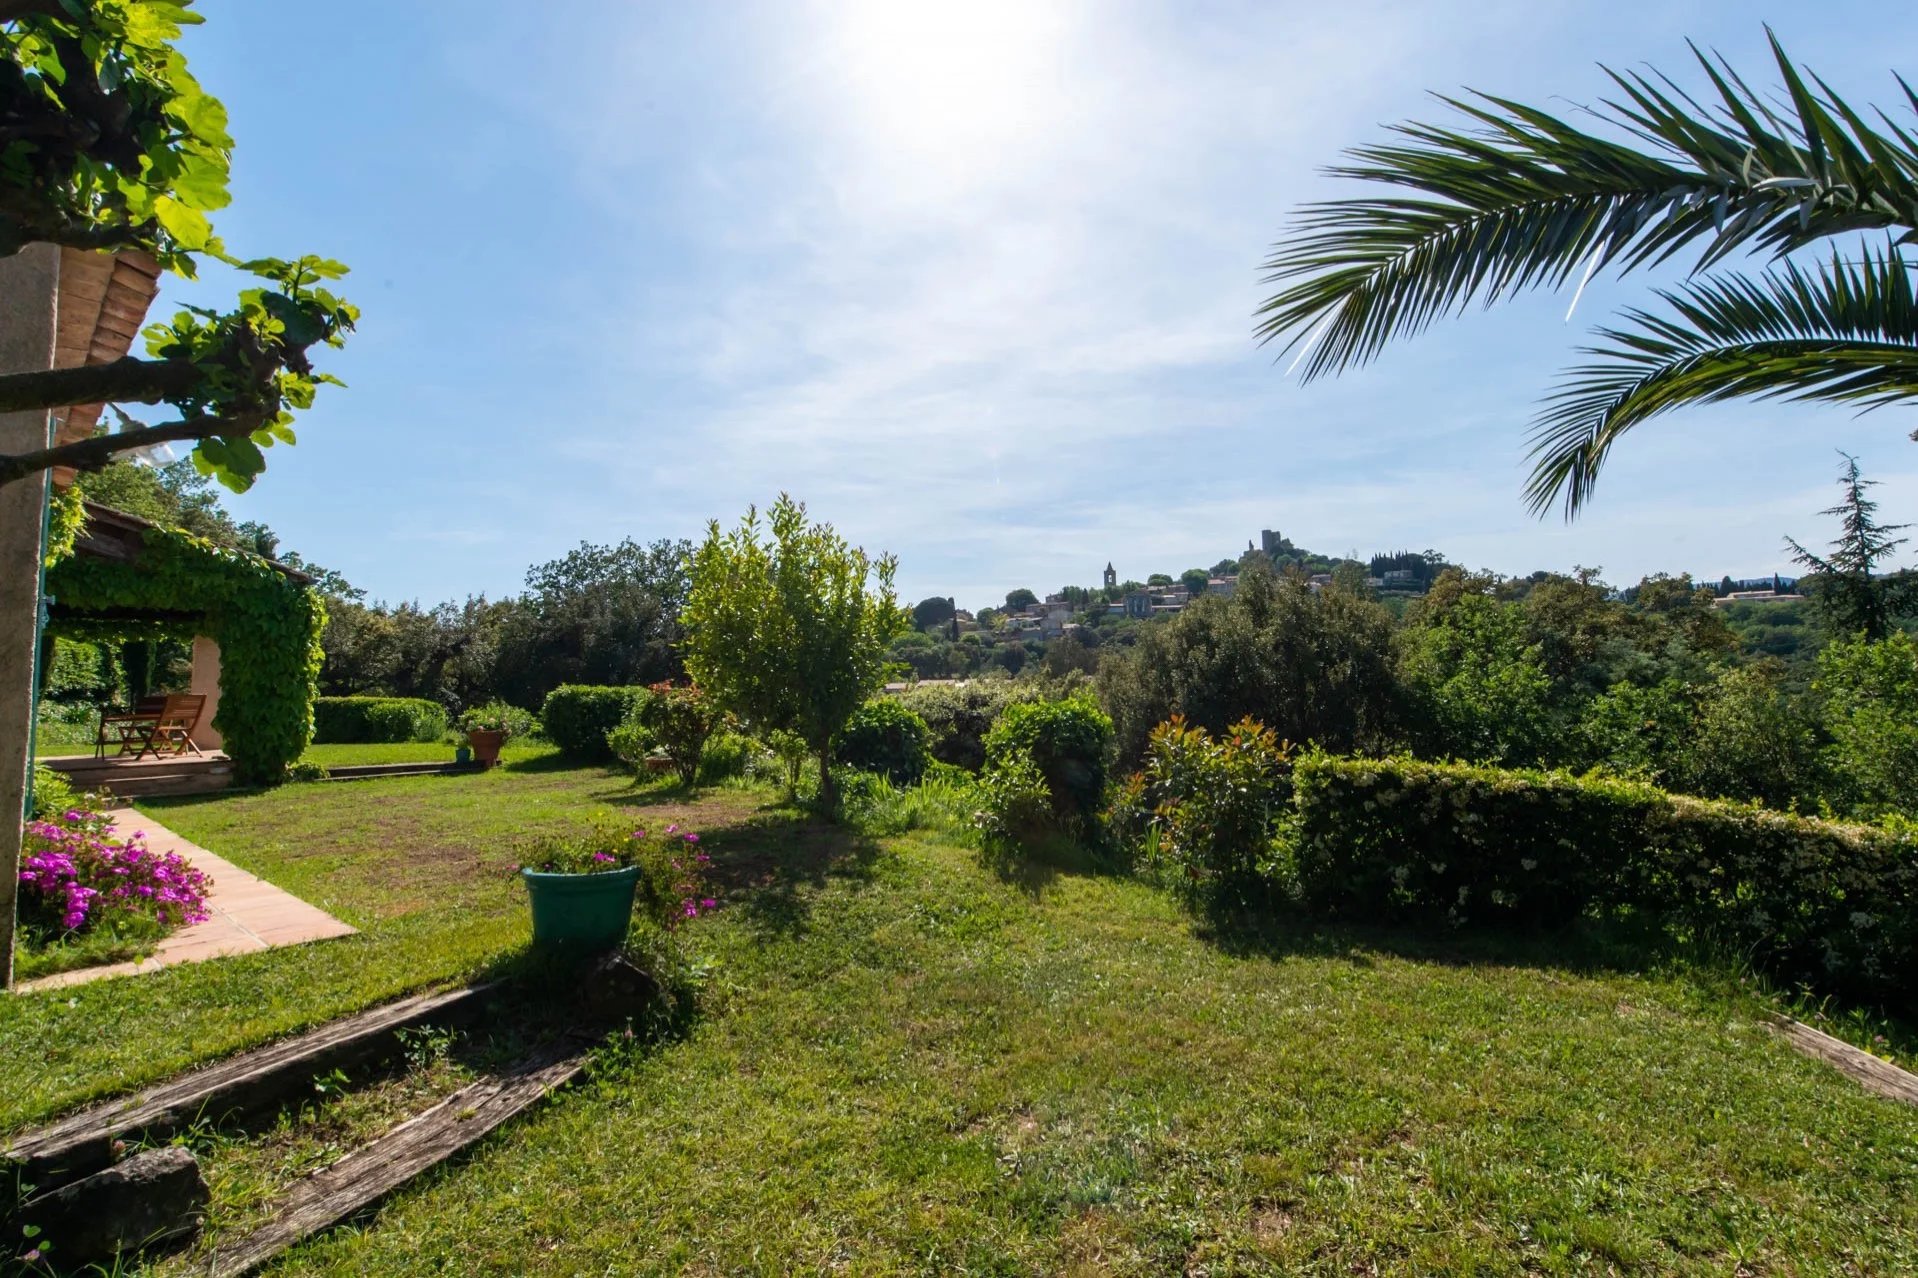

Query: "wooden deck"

xmin=39 ymin=751 xmax=234 ymax=798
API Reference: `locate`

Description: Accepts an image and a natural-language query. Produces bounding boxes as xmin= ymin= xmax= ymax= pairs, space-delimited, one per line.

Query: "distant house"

xmin=1714 ymin=590 xmax=1808 ymax=606
xmin=1207 ymin=576 xmax=1238 ymax=597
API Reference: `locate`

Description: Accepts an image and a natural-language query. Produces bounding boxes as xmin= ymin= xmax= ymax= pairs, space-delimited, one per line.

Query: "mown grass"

xmin=299 ymin=740 xmax=558 ymax=768
xmin=6 ymin=764 xmax=1917 ymax=1274
xmin=0 ymin=757 xmax=750 ymax=1128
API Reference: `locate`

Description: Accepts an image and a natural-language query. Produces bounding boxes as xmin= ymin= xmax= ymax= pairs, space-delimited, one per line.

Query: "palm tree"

xmin=1256 ymin=31 xmax=1918 ymax=517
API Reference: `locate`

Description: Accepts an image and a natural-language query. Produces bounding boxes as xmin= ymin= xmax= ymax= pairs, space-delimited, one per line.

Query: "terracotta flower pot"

xmin=466 ymin=728 xmax=504 ymax=768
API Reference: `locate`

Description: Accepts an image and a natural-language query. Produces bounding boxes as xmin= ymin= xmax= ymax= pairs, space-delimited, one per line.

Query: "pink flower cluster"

xmin=18 ymin=808 xmax=211 ymax=936
xmin=658 ymin=824 xmax=715 ymax=927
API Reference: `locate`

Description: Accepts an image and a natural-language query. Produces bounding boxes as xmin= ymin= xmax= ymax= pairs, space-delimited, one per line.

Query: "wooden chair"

xmin=96 ymin=695 xmax=166 ymax=760
xmin=152 ymin=694 xmax=208 ymax=758
xmin=95 ymin=693 xmax=208 ymax=760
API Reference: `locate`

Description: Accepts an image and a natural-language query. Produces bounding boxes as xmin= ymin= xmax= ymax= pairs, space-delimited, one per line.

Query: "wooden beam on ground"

xmin=1771 ymin=1016 xmax=1918 ymax=1107
xmin=4 ymin=984 xmax=497 ymax=1186
xmin=203 ymin=1042 xmax=591 ymax=1277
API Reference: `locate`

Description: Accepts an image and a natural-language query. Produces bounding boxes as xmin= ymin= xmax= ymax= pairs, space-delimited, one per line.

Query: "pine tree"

xmin=1786 ymin=455 xmax=1918 ymax=641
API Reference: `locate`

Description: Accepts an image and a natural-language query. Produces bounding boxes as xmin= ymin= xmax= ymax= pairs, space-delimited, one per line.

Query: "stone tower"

xmin=1103 ymin=562 xmax=1117 ymax=590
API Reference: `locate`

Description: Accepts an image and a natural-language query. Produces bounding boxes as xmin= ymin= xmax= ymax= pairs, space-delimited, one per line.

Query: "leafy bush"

xmin=983 ymin=696 xmax=1113 ymax=820
xmin=837 ymin=699 xmax=932 ymax=784
xmin=894 ymin=680 xmax=1037 ymax=770
xmin=1289 ymin=753 xmax=1918 ymax=1010
xmin=29 ymin=765 xmax=75 ymax=821
xmin=1576 ymin=678 xmax=1698 ymax=786
xmin=972 ymin=749 xmax=1058 ymax=864
xmin=637 ymin=683 xmax=728 ymax=785
xmin=607 ymin=716 xmax=653 ymax=771
xmin=697 ymin=730 xmax=759 ymax=785
xmin=459 ymin=698 xmax=536 ymax=740
xmin=1817 ymin=632 xmax=1918 ymax=819
xmin=759 ymin=728 xmax=811 ymax=790
xmin=1684 ymin=664 xmax=1819 ymax=809
xmin=19 ymin=807 xmax=211 ymax=940
xmin=1126 ymin=716 xmax=1293 ymax=904
xmin=313 ymin=695 xmax=448 ymax=744
xmin=541 ymin=684 xmax=648 ymax=761
xmin=1400 ymin=590 xmax=1563 ymax=766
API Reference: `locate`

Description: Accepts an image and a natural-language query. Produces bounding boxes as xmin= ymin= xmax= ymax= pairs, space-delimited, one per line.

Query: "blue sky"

xmin=167 ymin=0 xmax=1918 ymax=610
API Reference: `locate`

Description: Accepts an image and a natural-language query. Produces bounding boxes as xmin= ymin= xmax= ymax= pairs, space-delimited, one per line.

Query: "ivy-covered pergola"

xmin=44 ymin=501 xmax=326 ymax=786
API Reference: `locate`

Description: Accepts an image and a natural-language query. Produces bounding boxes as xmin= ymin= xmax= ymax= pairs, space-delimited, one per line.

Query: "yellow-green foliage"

xmin=42 ymin=482 xmax=84 ymax=568
xmin=45 ymin=525 xmax=325 ymax=784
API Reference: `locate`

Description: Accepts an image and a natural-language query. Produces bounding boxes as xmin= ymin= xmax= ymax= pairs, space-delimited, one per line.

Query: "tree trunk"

xmin=816 ymin=744 xmax=835 ymax=809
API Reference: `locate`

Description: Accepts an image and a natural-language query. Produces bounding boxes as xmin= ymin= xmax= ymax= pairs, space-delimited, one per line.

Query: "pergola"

xmin=43 ymin=499 xmax=324 ymax=781
xmin=0 ymin=245 xmax=319 ymax=989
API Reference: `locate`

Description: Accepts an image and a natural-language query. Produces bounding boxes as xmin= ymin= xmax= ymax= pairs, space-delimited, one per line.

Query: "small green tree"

xmin=681 ymin=495 xmax=907 ymax=805
xmin=1180 ymin=568 xmax=1211 ymax=597
xmin=1004 ymin=588 xmax=1039 ymax=612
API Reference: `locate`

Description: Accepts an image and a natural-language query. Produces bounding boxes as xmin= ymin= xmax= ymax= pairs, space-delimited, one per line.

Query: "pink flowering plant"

xmin=18 ymin=807 xmax=212 ymax=943
xmin=513 ymin=821 xmax=715 ymax=930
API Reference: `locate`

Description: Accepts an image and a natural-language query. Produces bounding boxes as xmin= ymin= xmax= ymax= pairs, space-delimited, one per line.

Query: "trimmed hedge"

xmin=984 ymin=697 xmax=1112 ymax=820
xmin=313 ymin=696 xmax=448 ymax=744
xmin=838 ymin=699 xmax=931 ymax=785
xmin=541 ymin=684 xmax=648 ymax=760
xmin=1290 ymin=753 xmax=1918 ymax=1009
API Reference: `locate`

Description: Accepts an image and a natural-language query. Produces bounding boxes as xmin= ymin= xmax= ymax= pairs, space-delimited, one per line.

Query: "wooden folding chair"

xmin=152 ymin=694 xmax=208 ymax=757
xmin=96 ymin=695 xmax=166 ymax=760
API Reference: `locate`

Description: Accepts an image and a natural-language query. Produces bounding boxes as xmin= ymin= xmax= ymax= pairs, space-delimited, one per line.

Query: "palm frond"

xmin=1259 ymin=31 xmax=1918 ymax=380
xmin=1526 ymin=243 xmax=1918 ymax=517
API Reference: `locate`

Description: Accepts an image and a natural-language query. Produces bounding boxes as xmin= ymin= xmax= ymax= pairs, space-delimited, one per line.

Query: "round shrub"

xmin=541 ymin=684 xmax=649 ymax=761
xmin=698 ymin=731 xmax=759 ymax=784
xmin=897 ymin=680 xmax=1036 ymax=771
xmin=983 ymin=696 xmax=1113 ymax=820
xmin=838 ymin=699 xmax=932 ymax=785
xmin=313 ymin=696 xmax=448 ymax=744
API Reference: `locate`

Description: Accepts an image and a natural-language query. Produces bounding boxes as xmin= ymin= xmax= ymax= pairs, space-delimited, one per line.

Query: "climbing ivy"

xmin=45 ymin=525 xmax=325 ymax=785
xmin=42 ymin=483 xmax=84 ymax=568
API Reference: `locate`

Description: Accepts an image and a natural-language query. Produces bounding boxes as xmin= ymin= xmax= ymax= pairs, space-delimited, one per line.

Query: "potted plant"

xmin=514 ymin=823 xmax=712 ymax=953
xmin=459 ymin=702 xmax=516 ymax=768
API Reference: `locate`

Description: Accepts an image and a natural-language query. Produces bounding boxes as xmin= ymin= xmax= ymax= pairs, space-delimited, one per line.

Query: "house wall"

xmin=188 ymin=636 xmax=224 ymax=750
xmin=0 ymin=245 xmax=59 ymax=989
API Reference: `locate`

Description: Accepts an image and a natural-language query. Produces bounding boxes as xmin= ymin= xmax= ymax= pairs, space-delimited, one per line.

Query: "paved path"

xmin=19 ymin=808 xmax=356 ymax=993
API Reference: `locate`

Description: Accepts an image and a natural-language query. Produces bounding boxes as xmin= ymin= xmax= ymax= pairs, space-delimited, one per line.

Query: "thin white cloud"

xmin=481 ymin=2 xmax=1918 ymax=609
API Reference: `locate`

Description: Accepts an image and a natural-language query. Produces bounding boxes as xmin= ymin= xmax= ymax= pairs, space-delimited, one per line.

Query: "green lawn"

xmin=299 ymin=739 xmax=558 ymax=768
xmin=4 ymin=764 xmax=1916 ymax=1274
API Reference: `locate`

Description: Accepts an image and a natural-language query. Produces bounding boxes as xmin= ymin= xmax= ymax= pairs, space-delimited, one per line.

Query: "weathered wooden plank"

xmin=204 ymin=1045 xmax=589 ymax=1277
xmin=1771 ymin=1017 xmax=1918 ymax=1106
xmin=5 ymin=984 xmax=497 ymax=1186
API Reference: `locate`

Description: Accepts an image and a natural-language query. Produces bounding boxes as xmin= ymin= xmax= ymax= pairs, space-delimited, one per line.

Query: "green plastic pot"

xmin=521 ymin=866 xmax=640 ymax=951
